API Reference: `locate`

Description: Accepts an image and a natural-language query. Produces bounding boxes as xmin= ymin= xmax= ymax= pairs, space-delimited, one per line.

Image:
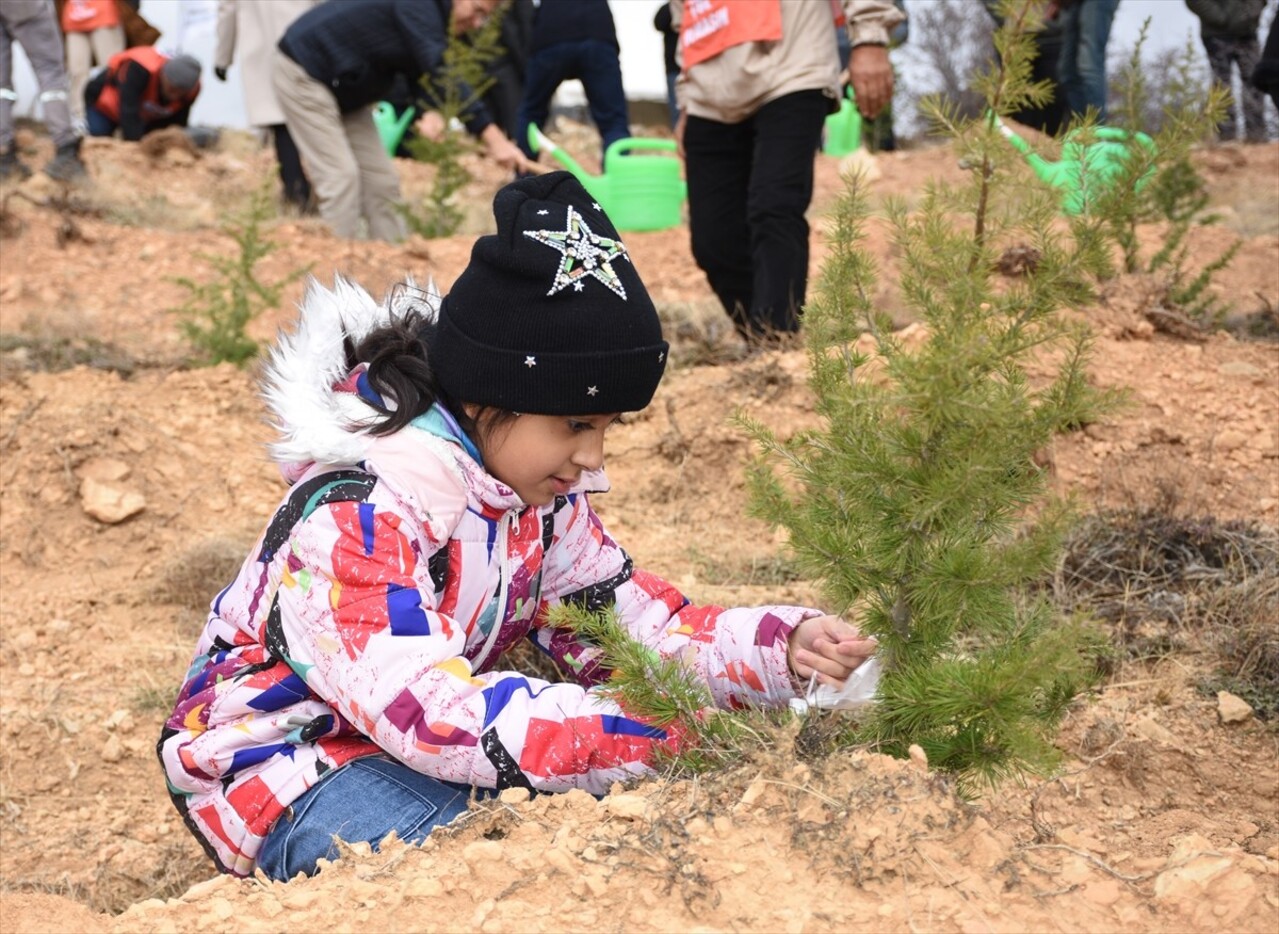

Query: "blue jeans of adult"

xmin=517 ymin=38 xmax=629 ymax=162
xmin=1057 ymin=0 xmax=1120 ymax=122
xmin=255 ymin=755 xmax=473 ymax=881
xmin=84 ymin=105 xmax=115 ymax=137
xmin=683 ymin=89 xmax=830 ymax=341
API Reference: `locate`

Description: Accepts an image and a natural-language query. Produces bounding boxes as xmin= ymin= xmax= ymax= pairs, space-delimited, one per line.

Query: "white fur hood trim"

xmin=261 ymin=275 xmax=440 ymax=468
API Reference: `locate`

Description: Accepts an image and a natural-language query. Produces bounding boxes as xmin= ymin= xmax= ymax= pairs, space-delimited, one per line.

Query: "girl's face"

xmin=470 ymin=410 xmax=623 ymax=507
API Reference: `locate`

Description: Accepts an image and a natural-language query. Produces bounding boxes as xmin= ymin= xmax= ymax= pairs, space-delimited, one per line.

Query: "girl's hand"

xmin=787 ymin=615 xmax=877 ymax=688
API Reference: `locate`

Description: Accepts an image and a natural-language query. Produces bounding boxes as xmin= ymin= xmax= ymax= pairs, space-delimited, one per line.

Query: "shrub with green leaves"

xmin=173 ymin=187 xmax=305 ymax=367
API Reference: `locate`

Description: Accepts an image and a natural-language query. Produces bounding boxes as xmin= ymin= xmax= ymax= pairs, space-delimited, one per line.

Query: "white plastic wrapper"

xmin=788 ymin=657 xmax=882 ymax=715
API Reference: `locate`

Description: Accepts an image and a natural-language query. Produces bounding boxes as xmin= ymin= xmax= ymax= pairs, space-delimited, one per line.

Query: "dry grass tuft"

xmin=149 ymin=536 xmax=252 ymax=615
xmin=1052 ymin=496 xmax=1278 ymax=718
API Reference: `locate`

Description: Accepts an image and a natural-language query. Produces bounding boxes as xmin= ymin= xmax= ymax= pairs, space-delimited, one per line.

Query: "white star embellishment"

xmin=587 ymin=386 xmax=599 ymax=396
xmin=591 ymin=202 xmax=601 ymax=210
xmin=524 ymin=356 xmax=537 ymax=368
xmin=537 ymin=209 xmax=548 ymax=215
xmin=523 ymin=205 xmax=630 ymax=299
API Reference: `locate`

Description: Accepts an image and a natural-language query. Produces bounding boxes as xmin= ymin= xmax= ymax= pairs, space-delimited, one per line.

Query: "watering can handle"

xmin=602 ymin=136 xmax=679 ymax=170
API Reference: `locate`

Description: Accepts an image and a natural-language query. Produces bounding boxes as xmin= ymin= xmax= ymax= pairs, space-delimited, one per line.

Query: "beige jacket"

xmin=214 ymin=0 xmax=320 ymax=127
xmin=673 ymin=0 xmax=905 ymax=124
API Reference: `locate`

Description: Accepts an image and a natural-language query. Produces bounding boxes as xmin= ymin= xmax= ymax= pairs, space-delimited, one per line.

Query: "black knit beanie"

xmin=431 ymin=171 xmax=668 ymax=415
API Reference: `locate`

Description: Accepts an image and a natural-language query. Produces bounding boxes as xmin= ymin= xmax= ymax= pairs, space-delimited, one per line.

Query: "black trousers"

xmin=271 ymin=123 xmax=312 ymax=210
xmin=684 ymin=89 xmax=830 ymax=340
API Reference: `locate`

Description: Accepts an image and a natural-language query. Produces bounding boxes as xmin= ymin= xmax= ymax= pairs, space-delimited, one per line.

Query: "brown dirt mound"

xmin=1 ymin=128 xmax=1276 ymax=933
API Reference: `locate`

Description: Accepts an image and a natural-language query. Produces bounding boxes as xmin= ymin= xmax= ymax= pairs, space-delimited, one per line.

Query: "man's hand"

xmin=849 ymin=43 xmax=893 ymax=119
xmin=213 ymin=66 xmax=228 ymax=82
xmin=480 ymin=124 xmax=538 ymax=174
xmin=415 ymin=110 xmax=446 ymax=142
xmin=787 ymin=615 xmax=877 ymax=688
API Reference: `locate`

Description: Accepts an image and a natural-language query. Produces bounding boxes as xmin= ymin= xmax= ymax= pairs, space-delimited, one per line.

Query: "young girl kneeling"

xmin=159 ymin=172 xmax=875 ymax=880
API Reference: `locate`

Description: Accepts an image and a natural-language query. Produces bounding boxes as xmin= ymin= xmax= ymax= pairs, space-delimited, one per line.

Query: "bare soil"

xmin=0 ymin=124 xmax=1276 ymax=933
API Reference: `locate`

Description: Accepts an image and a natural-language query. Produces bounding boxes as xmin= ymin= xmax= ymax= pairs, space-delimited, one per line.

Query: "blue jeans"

xmin=84 ymin=106 xmax=116 ymax=138
xmin=256 ymin=756 xmax=473 ymax=881
xmin=1057 ymin=0 xmax=1120 ymax=122
xmin=517 ymin=38 xmax=630 ymax=162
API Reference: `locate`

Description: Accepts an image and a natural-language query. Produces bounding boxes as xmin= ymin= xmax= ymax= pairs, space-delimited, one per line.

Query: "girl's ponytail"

xmin=345 ymin=306 xmax=441 ymax=437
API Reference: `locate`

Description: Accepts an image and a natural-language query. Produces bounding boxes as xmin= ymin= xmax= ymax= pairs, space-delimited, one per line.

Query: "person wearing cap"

xmin=158 ymin=171 xmax=875 ymax=881
xmin=274 ymin=0 xmax=536 ymax=242
xmin=83 ymin=46 xmax=202 ymax=141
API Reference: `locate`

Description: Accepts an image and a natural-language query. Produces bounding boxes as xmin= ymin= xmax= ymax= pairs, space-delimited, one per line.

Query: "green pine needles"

xmin=1093 ymin=24 xmax=1236 ymax=325
xmin=739 ymin=0 xmax=1121 ymax=792
xmin=173 ymin=186 xmax=305 ymax=367
xmin=401 ymin=3 xmax=507 ymax=237
xmin=546 ymin=603 xmax=755 ymax=774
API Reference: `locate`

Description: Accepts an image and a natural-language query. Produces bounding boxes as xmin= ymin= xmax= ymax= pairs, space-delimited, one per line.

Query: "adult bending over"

xmin=273 ymin=0 xmax=535 ymax=242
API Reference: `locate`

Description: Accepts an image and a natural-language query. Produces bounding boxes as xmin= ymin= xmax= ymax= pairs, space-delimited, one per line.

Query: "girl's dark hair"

xmin=344 ymin=289 xmax=517 ymax=446
xmin=344 ymin=306 xmax=440 ymax=437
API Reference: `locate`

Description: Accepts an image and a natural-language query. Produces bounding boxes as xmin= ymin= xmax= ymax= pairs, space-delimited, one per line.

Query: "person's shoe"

xmin=0 ymin=146 xmax=32 ymax=181
xmin=44 ymin=139 xmax=87 ymax=182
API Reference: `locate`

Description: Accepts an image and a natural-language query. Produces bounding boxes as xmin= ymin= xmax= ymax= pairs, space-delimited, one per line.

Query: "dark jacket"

xmin=1186 ymin=0 xmax=1267 ymax=40
xmin=529 ymin=0 xmax=618 ymax=56
xmin=278 ymin=0 xmax=491 ymax=133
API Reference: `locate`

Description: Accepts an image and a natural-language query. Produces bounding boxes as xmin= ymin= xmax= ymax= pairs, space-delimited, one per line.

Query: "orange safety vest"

xmin=679 ymin=0 xmax=782 ymax=69
xmin=92 ymin=47 xmax=197 ymax=124
xmin=61 ymin=0 xmax=120 ymax=34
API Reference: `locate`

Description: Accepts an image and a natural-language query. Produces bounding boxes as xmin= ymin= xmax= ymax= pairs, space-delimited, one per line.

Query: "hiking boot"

xmin=44 ymin=139 xmax=87 ymax=182
xmin=0 ymin=146 xmax=32 ymax=182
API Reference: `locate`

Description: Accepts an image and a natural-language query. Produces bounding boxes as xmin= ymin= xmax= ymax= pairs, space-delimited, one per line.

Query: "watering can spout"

xmin=991 ymin=112 xmax=1066 ymax=187
xmin=1022 ymin=151 xmax=1058 ymax=185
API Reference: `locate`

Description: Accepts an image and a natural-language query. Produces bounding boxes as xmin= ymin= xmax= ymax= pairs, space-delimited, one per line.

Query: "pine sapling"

xmin=172 ymin=185 xmax=306 ymax=367
xmin=401 ymin=4 xmax=506 ymax=237
xmin=1092 ymin=25 xmax=1237 ymax=327
xmin=740 ymin=0 xmax=1121 ymax=793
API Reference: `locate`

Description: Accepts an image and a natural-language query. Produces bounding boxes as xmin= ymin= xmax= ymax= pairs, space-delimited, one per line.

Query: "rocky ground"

xmin=0 ymin=122 xmax=1275 ymax=933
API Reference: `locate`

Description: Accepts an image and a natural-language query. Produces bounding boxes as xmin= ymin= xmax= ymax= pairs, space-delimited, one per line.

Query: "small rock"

xmin=182 ymin=874 xmax=235 ymax=901
xmin=280 ymin=890 xmax=318 ymax=910
xmin=604 ymin=793 xmax=649 ymax=820
xmin=462 ymin=840 xmax=503 ymax=866
xmin=102 ymin=733 xmax=124 ymax=763
xmin=1217 ymin=691 xmax=1254 ymax=724
xmin=498 ymin=787 xmax=530 ymax=806
xmin=1215 ymin=430 xmax=1248 ymax=452
xmin=76 ymin=457 xmax=131 ymax=483
xmin=1217 ymin=361 xmax=1264 ymax=379
xmin=80 ymin=477 xmax=146 ymax=524
xmin=908 ymin=744 xmax=929 ymax=771
xmin=1133 ymin=716 xmax=1177 ymax=745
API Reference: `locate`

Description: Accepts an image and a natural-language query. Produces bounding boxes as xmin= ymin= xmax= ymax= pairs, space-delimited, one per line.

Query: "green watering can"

xmin=527 ymin=124 xmax=687 ymax=232
xmin=373 ymin=102 xmax=414 ymax=157
xmin=994 ymin=115 xmax=1156 ymax=216
xmin=823 ymin=87 xmax=863 ymax=157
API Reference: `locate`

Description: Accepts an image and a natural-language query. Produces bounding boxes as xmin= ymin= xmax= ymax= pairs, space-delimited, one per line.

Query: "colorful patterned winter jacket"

xmin=159 ymin=278 xmax=820 ymax=877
